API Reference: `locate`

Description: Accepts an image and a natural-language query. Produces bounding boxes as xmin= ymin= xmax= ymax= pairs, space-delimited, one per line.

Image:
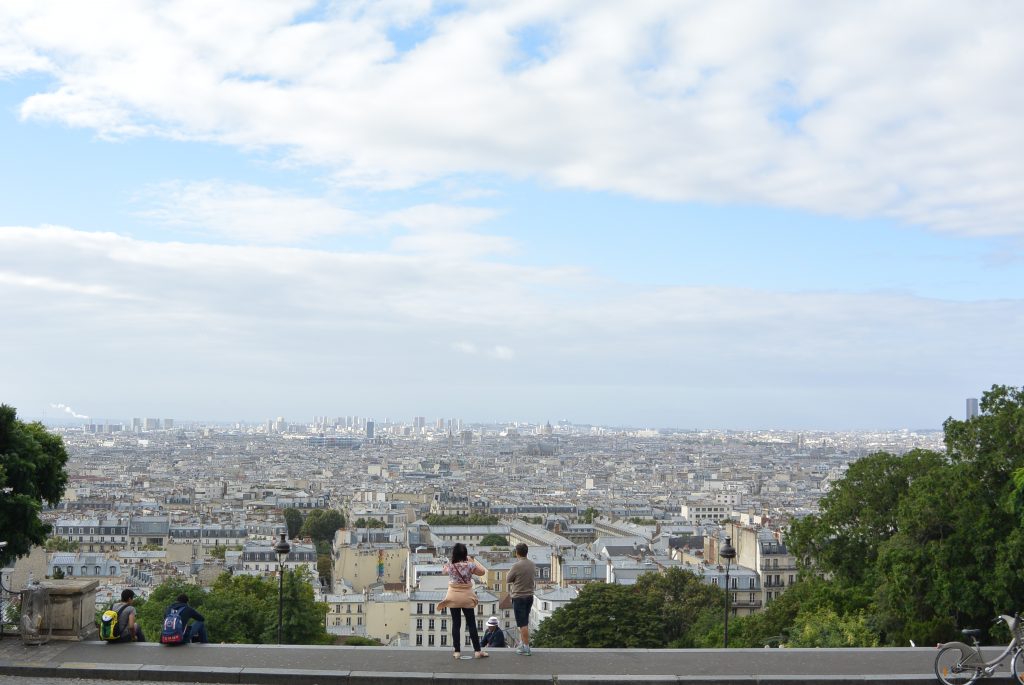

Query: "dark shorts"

xmin=512 ymin=596 xmax=533 ymax=627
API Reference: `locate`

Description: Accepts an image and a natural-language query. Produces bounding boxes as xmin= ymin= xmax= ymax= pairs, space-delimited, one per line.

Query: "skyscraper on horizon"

xmin=966 ymin=397 xmax=979 ymax=420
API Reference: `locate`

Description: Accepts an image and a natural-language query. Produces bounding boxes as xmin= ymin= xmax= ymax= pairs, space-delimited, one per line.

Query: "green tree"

xmin=633 ymin=567 xmax=723 ymax=647
xmin=578 ymin=508 xmax=599 ymax=523
xmin=785 ymin=385 xmax=1024 ymax=647
xmin=342 ymin=635 xmax=383 ymax=646
xmin=533 ymin=569 xmax=724 ymax=649
xmin=787 ymin=448 xmax=946 ymax=588
xmin=787 ymin=608 xmax=879 ymax=647
xmin=202 ymin=573 xmax=274 ymax=644
xmin=533 ymin=582 xmax=662 ymax=648
xmin=135 ymin=577 xmax=201 ymax=639
xmin=353 ymin=517 xmax=386 ymax=529
xmin=479 ymin=534 xmax=509 ymax=546
xmin=45 ymin=537 xmax=79 ymax=552
xmin=0 ymin=405 xmax=70 ymax=566
xmin=425 ymin=514 xmax=499 ymax=526
xmin=300 ymin=509 xmax=345 ymax=544
xmin=283 ymin=508 xmax=304 ymax=539
xmin=266 ymin=568 xmax=331 ymax=645
xmin=317 ymin=554 xmax=332 ymax=583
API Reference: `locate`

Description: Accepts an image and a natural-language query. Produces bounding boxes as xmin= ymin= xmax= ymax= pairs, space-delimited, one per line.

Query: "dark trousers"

xmin=449 ymin=607 xmax=480 ymax=653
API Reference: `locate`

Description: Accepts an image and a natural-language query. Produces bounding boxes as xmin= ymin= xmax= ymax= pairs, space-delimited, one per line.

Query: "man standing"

xmin=165 ymin=593 xmax=209 ymax=643
xmin=506 ymin=542 xmax=536 ymax=655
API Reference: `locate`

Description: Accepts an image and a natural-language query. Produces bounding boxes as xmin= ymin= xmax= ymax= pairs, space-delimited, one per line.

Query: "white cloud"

xmin=1 ymin=224 xmax=1021 ymax=425
xmin=3 ymin=2 xmax=1023 ymax=237
xmin=135 ymin=180 xmax=363 ymax=244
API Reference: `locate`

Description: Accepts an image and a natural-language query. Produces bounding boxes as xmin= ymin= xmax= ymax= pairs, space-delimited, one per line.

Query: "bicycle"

xmin=934 ymin=613 xmax=1024 ymax=685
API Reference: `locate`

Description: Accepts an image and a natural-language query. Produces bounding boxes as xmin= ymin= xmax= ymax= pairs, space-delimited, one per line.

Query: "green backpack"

xmin=99 ymin=604 xmax=128 ymax=641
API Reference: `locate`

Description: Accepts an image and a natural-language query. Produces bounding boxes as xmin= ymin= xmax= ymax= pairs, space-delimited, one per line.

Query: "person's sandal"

xmin=474 ymin=651 xmax=489 ymax=658
xmin=453 ymin=652 xmax=461 ymax=660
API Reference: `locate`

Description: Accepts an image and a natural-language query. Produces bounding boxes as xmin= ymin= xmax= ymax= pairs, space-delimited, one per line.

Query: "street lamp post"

xmin=720 ymin=536 xmax=736 ymax=648
xmin=273 ymin=532 xmax=291 ymax=645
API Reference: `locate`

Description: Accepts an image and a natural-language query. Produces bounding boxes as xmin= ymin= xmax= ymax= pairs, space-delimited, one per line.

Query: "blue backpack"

xmin=160 ymin=606 xmax=186 ymax=644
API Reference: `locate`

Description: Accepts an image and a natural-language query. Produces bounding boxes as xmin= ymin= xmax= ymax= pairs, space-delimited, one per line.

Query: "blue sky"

xmin=1 ymin=1 xmax=1022 ymax=429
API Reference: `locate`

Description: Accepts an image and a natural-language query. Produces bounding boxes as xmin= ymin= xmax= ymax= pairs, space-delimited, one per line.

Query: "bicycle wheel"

xmin=935 ymin=645 xmax=981 ymax=685
xmin=1011 ymin=648 xmax=1024 ymax=685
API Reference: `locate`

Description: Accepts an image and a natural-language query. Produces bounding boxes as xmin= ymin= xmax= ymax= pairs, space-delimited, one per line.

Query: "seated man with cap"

xmin=480 ymin=616 xmax=507 ymax=648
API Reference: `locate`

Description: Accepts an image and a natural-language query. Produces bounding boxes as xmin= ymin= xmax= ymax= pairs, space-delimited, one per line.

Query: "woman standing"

xmin=437 ymin=542 xmax=488 ymax=659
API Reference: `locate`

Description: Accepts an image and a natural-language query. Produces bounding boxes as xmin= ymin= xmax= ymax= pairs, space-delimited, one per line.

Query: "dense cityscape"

xmin=2 ymin=411 xmax=947 ymax=647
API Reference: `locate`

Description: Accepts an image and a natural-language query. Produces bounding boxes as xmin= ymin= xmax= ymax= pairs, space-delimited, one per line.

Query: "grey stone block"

xmin=348 ymin=670 xmax=434 ymax=685
xmin=140 ymin=663 xmax=244 ymax=682
xmin=240 ymin=667 xmax=351 ymax=684
xmin=56 ymin=660 xmax=144 ymax=680
xmin=559 ymin=675 xmax=679 ymax=685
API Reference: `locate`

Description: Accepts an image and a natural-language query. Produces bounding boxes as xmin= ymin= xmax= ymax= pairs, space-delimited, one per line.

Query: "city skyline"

xmin=2 ymin=3 xmax=1023 ymax=430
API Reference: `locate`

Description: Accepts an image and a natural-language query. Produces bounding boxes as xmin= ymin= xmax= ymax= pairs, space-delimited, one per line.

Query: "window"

xmin=570 ymin=567 xmax=578 ymax=577
xmin=428 ymin=634 xmax=435 ymax=646
xmin=441 ymin=619 xmax=447 ymax=630
xmin=711 ymin=577 xmax=719 ymax=586
xmin=416 ymin=635 xmax=423 ymax=646
xmin=429 ymin=603 xmax=435 ymax=614
xmin=441 ymin=635 xmax=447 ymax=646
xmin=346 ymin=605 xmax=352 ymax=613
xmin=356 ymin=617 xmax=362 ymax=625
xmin=428 ymin=619 xmax=435 ymax=630
xmin=749 ymin=577 xmax=755 ymax=588
xmin=417 ymin=603 xmax=423 ymax=614
xmin=346 ymin=617 xmax=351 ymax=625
xmin=416 ymin=619 xmax=422 ymax=630
xmin=731 ymin=578 xmax=737 ymax=589
xmin=357 ymin=605 xmax=362 ymax=613
xmin=542 ymin=602 xmax=548 ymax=611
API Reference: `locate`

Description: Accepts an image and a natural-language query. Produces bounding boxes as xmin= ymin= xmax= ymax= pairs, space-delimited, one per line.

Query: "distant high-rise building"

xmin=967 ymin=397 xmax=980 ymax=420
xmin=414 ymin=416 xmax=426 ymax=431
xmin=144 ymin=418 xmax=160 ymax=431
xmin=163 ymin=418 xmax=174 ymax=430
xmin=461 ymin=430 xmax=473 ymax=446
xmin=366 ymin=421 xmax=375 ymax=439
xmin=132 ymin=418 xmax=142 ymax=432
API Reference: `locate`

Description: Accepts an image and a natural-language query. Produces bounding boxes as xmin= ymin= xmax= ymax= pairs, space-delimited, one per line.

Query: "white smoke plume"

xmin=50 ymin=403 xmax=89 ymax=419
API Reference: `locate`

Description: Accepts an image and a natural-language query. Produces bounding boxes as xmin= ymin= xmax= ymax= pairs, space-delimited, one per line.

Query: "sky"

xmin=1 ymin=0 xmax=1023 ymax=430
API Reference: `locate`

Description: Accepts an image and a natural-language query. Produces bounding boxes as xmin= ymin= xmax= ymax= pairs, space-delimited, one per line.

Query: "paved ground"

xmin=0 ymin=637 xmax=1014 ymax=684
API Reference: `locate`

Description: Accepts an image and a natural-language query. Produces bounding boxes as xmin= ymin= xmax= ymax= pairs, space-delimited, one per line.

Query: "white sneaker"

xmin=516 ymin=644 xmax=531 ymax=655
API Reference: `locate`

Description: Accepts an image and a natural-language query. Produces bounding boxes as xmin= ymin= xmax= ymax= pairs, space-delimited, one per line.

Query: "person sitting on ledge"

xmin=165 ymin=593 xmax=208 ymax=644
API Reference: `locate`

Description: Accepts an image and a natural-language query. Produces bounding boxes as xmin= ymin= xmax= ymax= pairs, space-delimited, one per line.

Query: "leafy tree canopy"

xmin=283 ymin=508 xmax=304 ymax=539
xmin=300 ymin=509 xmax=345 ymax=544
xmin=534 ymin=568 xmax=720 ymax=649
xmin=353 ymin=517 xmax=387 ymax=528
xmin=425 ymin=514 xmax=498 ymax=526
xmin=784 ymin=384 xmax=1024 ymax=647
xmin=137 ymin=570 xmax=330 ymax=645
xmin=45 ymin=537 xmax=79 ymax=552
xmin=0 ymin=405 xmax=69 ymax=566
xmin=479 ymin=534 xmax=509 ymax=546
xmin=577 ymin=507 xmax=599 ymax=524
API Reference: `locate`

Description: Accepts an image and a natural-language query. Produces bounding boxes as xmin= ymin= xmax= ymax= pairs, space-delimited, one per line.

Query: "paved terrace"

xmin=1 ymin=639 xmax=1016 ymax=684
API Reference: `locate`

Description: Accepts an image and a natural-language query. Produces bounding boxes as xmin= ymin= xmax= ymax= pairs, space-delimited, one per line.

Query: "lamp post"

xmin=273 ymin=532 xmax=291 ymax=645
xmin=720 ymin=536 xmax=736 ymax=648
